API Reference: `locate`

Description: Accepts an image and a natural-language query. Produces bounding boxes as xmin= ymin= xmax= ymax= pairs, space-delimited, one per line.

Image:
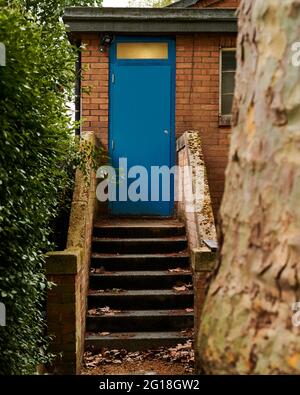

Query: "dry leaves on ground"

xmin=185 ymin=308 xmax=194 ymax=313
xmin=90 ymin=288 xmax=124 ymax=295
xmin=173 ymin=283 xmax=193 ymax=292
xmin=168 ymin=268 xmax=190 ymax=273
xmin=90 ymin=267 xmax=106 ymax=274
xmin=87 ymin=306 xmax=121 ymax=316
xmin=84 ymin=340 xmax=194 ymax=374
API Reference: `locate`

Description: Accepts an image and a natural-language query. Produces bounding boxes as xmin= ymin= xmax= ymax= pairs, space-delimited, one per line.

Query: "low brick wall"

xmin=191 ymin=247 xmax=217 ymax=374
xmin=176 ymin=131 xmax=218 ymax=373
xmin=176 ymin=131 xmax=217 ymax=249
xmin=46 ymin=250 xmax=82 ymax=374
xmin=46 ymin=131 xmax=98 ymax=374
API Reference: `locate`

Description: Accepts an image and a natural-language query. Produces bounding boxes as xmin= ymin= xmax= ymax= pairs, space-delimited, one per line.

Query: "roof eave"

xmin=167 ymin=0 xmax=199 ymax=8
xmin=63 ymin=7 xmax=238 ymax=34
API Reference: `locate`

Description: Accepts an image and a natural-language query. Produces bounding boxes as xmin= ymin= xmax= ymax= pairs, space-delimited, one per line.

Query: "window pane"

xmin=222 ymin=94 xmax=234 ymax=115
xmin=221 ymin=50 xmax=236 ymax=115
xmin=222 ymin=71 xmax=235 ymax=95
xmin=117 ymin=42 xmax=168 ymax=60
xmin=222 ymin=50 xmax=236 ymax=70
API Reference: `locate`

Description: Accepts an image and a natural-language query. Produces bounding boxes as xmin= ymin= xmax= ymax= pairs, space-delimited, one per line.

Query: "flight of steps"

xmin=85 ymin=219 xmax=194 ymax=351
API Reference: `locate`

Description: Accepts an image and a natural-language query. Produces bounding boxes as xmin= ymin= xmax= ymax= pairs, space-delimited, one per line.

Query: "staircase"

xmin=85 ymin=219 xmax=194 ymax=351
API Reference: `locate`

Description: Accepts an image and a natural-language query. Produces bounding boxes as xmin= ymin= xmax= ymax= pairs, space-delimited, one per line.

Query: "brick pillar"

xmin=46 ymin=249 xmax=82 ymax=375
xmin=191 ymin=247 xmax=217 ymax=374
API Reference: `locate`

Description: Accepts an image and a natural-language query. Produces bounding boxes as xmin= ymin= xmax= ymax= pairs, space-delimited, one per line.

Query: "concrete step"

xmin=93 ymin=223 xmax=186 ymax=238
xmin=86 ymin=309 xmax=194 ymax=332
xmin=90 ymin=253 xmax=190 ymax=271
xmin=93 ymin=219 xmax=186 ymax=238
xmin=85 ymin=331 xmax=191 ymax=351
xmin=92 ymin=237 xmax=188 ymax=254
xmin=89 ymin=271 xmax=192 ymax=290
xmin=86 ymin=219 xmax=192 ymax=352
xmin=88 ymin=289 xmax=194 ymax=310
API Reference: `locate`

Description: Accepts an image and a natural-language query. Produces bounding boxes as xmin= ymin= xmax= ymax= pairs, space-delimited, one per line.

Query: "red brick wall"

xmin=176 ymin=33 xmax=236 ymax=216
xmin=80 ymin=31 xmax=236 ymax=217
xmin=81 ymin=34 xmax=109 ymax=148
xmin=47 ymin=271 xmax=79 ymax=374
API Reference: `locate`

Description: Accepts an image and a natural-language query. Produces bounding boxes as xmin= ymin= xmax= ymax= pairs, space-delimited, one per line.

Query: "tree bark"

xmin=198 ymin=0 xmax=300 ymax=374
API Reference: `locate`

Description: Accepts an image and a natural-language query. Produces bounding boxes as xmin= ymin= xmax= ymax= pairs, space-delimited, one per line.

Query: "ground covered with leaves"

xmin=82 ymin=340 xmax=194 ymax=375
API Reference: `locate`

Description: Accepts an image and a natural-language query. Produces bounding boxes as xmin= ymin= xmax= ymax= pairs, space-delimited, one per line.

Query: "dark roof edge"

xmin=63 ymin=7 xmax=237 ymax=33
xmin=63 ymin=7 xmax=236 ymax=20
xmin=167 ymin=0 xmax=199 ymax=7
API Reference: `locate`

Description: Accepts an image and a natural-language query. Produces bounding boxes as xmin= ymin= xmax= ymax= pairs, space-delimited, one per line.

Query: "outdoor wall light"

xmin=100 ymin=34 xmax=113 ymax=53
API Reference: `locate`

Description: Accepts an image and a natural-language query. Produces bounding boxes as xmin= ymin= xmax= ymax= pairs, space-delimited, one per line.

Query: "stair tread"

xmin=90 ymin=270 xmax=191 ymax=276
xmin=88 ymin=219 xmax=192 ymax=350
xmin=94 ymin=224 xmax=185 ymax=229
xmin=87 ymin=309 xmax=194 ymax=318
xmin=94 ymin=219 xmax=184 ymax=228
xmin=86 ymin=331 xmax=191 ymax=340
xmin=93 ymin=237 xmax=187 ymax=242
xmin=89 ymin=289 xmax=193 ymax=296
xmin=91 ymin=252 xmax=189 ymax=258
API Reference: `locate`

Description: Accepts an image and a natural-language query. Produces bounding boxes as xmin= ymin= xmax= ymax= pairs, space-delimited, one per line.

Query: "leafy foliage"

xmin=0 ymin=0 xmax=103 ymax=374
xmin=7 ymin=0 xmax=103 ymax=21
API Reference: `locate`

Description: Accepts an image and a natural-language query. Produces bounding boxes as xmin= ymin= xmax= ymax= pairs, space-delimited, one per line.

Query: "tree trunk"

xmin=198 ymin=0 xmax=300 ymax=374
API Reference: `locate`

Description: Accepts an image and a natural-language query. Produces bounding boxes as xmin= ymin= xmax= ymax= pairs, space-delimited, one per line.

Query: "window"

xmin=116 ymin=42 xmax=169 ymax=60
xmin=220 ymin=49 xmax=236 ymax=125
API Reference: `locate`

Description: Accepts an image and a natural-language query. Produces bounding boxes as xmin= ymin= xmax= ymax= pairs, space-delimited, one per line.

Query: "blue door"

xmin=109 ymin=37 xmax=175 ymax=216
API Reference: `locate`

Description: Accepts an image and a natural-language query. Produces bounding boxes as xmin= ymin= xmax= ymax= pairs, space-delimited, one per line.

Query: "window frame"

xmin=219 ymin=48 xmax=236 ymax=127
xmin=116 ymin=42 xmax=169 ymax=60
xmin=110 ymin=36 xmax=174 ymax=67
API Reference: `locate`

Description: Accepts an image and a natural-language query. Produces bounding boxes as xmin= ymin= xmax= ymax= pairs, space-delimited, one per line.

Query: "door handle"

xmin=164 ymin=130 xmax=169 ymax=135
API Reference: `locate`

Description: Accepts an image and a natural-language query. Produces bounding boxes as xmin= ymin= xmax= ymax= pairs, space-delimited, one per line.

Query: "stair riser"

xmin=85 ymin=337 xmax=190 ymax=352
xmin=93 ymin=227 xmax=186 ymax=238
xmin=89 ymin=274 xmax=192 ymax=290
xmin=92 ymin=240 xmax=187 ymax=254
xmin=86 ymin=220 xmax=192 ymax=351
xmin=86 ymin=315 xmax=194 ymax=332
xmin=88 ymin=294 xmax=193 ymax=310
xmin=90 ymin=256 xmax=189 ymax=271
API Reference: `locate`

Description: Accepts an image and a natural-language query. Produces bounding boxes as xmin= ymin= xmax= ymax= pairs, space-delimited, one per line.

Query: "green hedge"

xmin=0 ymin=5 xmax=80 ymax=374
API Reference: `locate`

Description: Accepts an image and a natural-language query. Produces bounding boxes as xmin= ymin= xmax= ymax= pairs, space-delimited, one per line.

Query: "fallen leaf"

xmin=110 ymin=288 xmax=123 ymax=293
xmin=101 ymin=306 xmax=110 ymax=312
xmin=99 ymin=332 xmax=110 ymax=336
xmin=168 ymin=268 xmax=190 ymax=273
xmin=185 ymin=308 xmax=194 ymax=313
xmin=173 ymin=285 xmax=187 ymax=292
